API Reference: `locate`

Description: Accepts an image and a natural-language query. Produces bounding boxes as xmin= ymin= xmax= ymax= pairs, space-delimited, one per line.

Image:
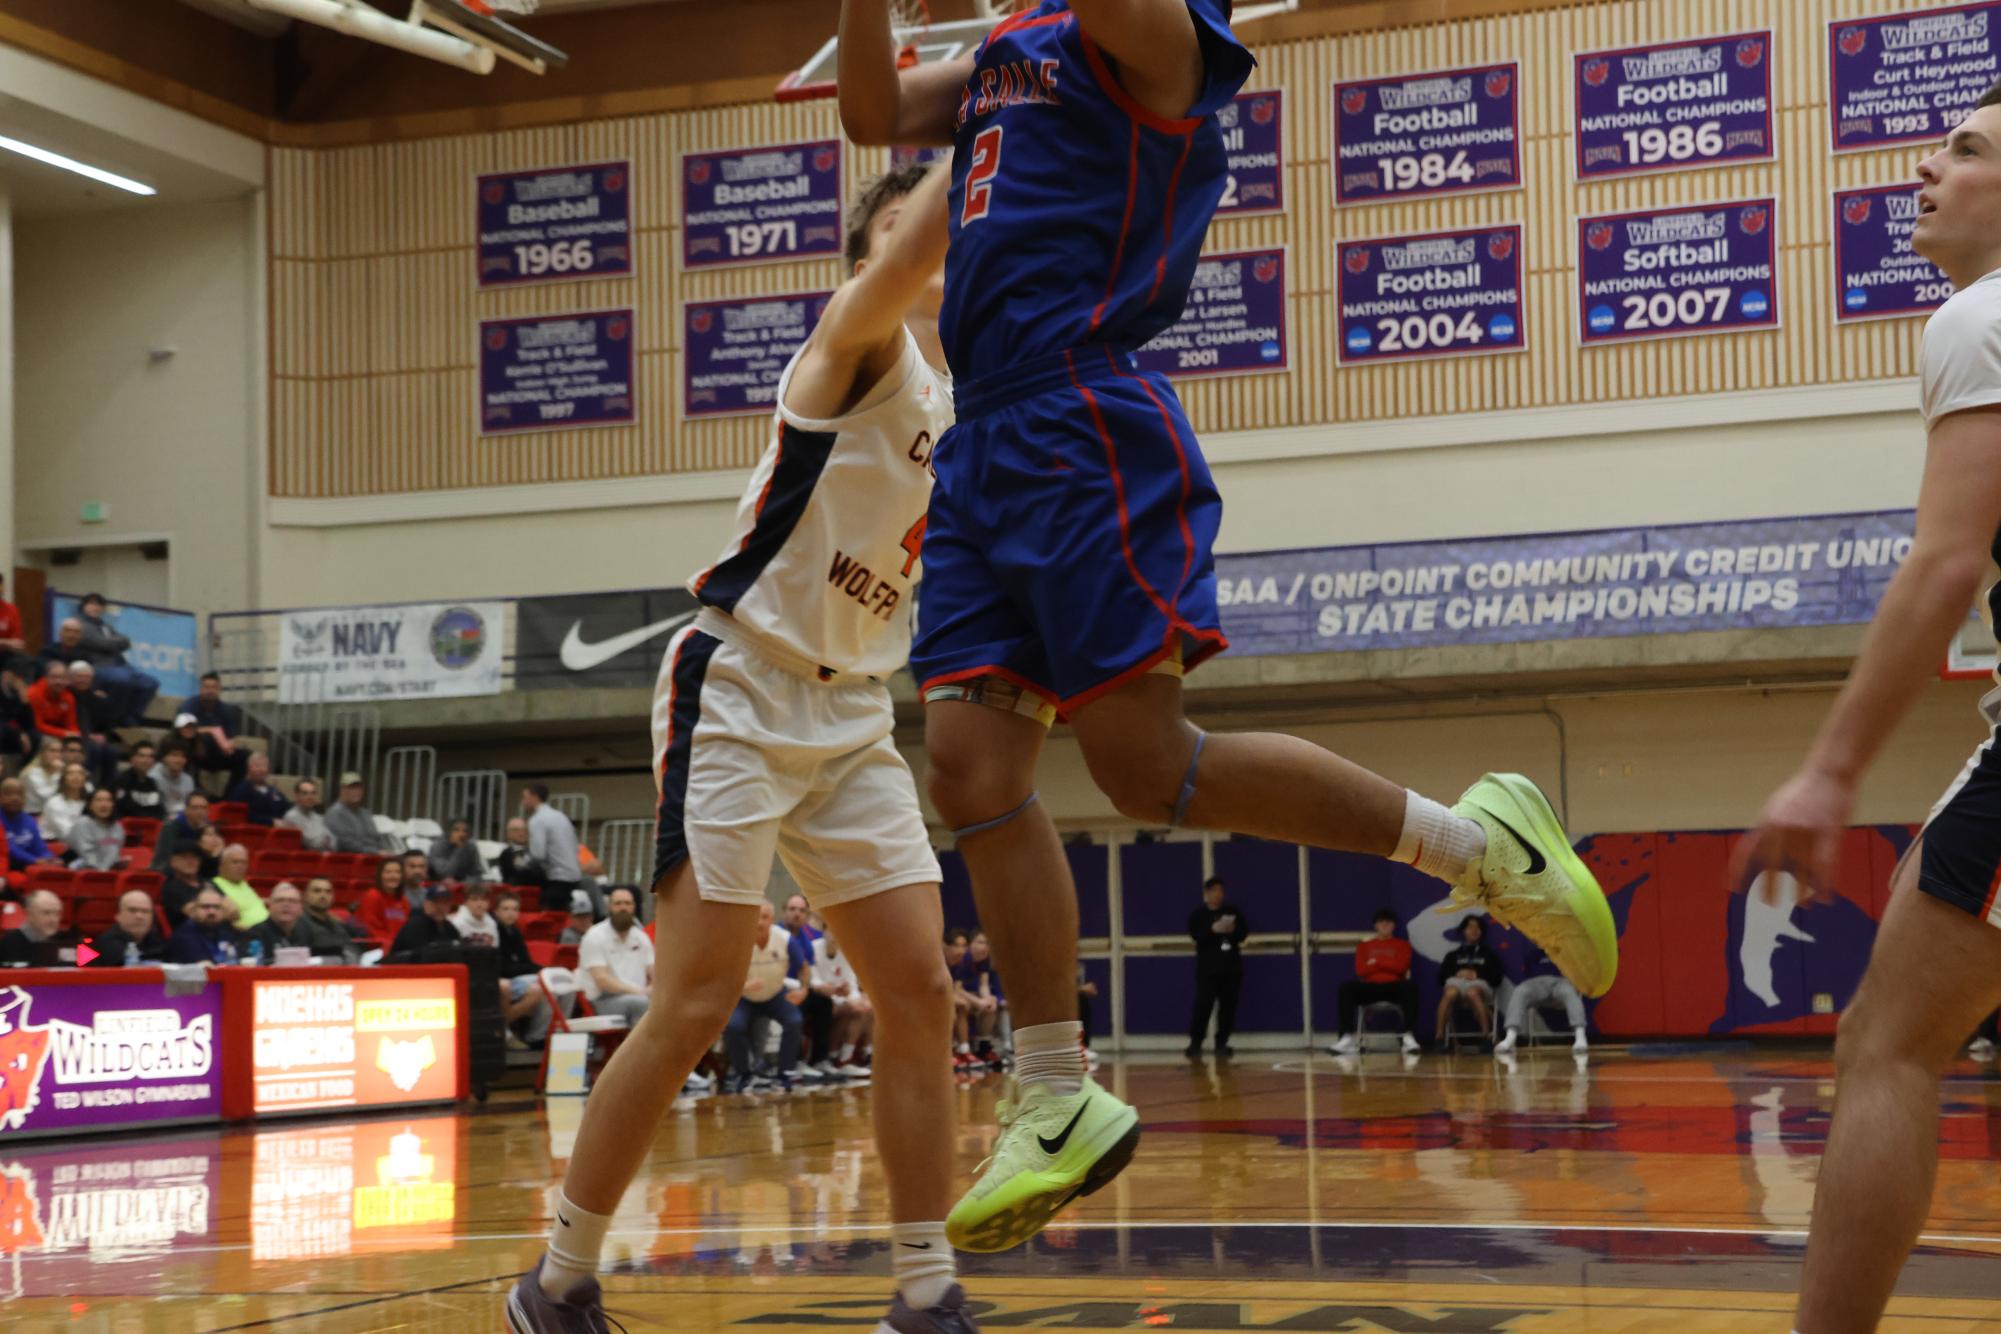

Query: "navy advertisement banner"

xmin=476 ymin=161 xmax=632 ymax=287
xmin=1216 ymin=91 xmax=1284 ymax=216
xmin=479 ymin=310 xmax=635 ymax=435
xmin=1214 ymin=511 xmax=1914 ymax=658
xmin=1332 ymin=63 xmax=1521 ymax=204
xmin=1834 ymin=183 xmax=1953 ymax=323
xmin=1136 ymin=249 xmax=1287 ymax=379
xmin=1830 ymin=3 xmax=2001 ymax=153
xmin=1573 ymin=31 xmax=1774 ymax=179
xmin=1577 ymin=199 xmax=1779 ymax=346
xmin=683 ymin=291 xmax=831 ymax=418
xmin=682 ymin=140 xmax=842 ymax=269
xmin=1336 ymin=225 xmax=1525 ymax=366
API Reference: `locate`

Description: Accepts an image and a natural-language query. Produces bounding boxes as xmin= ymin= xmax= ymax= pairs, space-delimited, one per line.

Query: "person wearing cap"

xmin=389 ymin=884 xmax=463 ymax=960
xmin=161 ymin=839 xmax=213 ymax=930
xmin=150 ymin=738 xmax=198 ymax=819
xmin=558 ymin=891 xmax=595 ymax=946
xmin=325 ymin=772 xmax=391 ymax=854
xmin=75 ymin=593 xmax=159 ymax=726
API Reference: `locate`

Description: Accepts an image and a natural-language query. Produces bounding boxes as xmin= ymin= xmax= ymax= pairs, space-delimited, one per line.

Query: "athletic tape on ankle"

xmin=953 ymin=791 xmax=1039 ymax=840
xmin=1170 ymin=732 xmax=1206 ymax=827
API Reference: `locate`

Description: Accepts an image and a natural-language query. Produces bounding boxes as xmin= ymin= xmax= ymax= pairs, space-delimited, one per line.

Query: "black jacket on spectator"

xmin=88 ymin=923 xmax=168 ymax=966
xmin=245 ymin=916 xmax=315 ymax=958
xmin=1440 ymin=941 xmax=1505 ymax=989
xmin=0 ymin=928 xmax=61 ymax=967
xmin=0 ymin=687 xmax=35 ymax=764
xmin=498 ymin=845 xmax=545 ymax=892
xmin=168 ymin=918 xmax=237 ymax=965
xmin=185 ymin=697 xmax=238 ymax=736
xmin=496 ymin=920 xmax=537 ymax=977
xmin=115 ymin=765 xmax=164 ymax=820
xmin=226 ymin=780 xmax=291 ymax=826
xmin=390 ymin=912 xmax=461 ymax=960
xmin=161 ymin=874 xmax=213 ymax=930
xmin=76 ymin=614 xmax=133 ymax=668
xmin=1189 ymin=902 xmax=1249 ymax=973
xmin=70 ymin=685 xmax=116 ymax=737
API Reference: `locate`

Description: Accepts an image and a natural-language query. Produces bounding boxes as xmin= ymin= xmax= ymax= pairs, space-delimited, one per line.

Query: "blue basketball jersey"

xmin=939 ymin=0 xmax=1254 ymax=382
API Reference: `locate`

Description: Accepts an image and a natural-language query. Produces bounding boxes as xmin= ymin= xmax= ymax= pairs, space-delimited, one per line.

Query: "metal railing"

xmin=379 ymin=746 xmax=438 ymax=822
xmin=437 ymin=769 xmax=508 ymax=843
xmin=593 ymin=818 xmax=654 ymax=889
xmin=551 ymin=792 xmax=590 ymax=846
xmin=234 ymin=699 xmax=381 ymax=793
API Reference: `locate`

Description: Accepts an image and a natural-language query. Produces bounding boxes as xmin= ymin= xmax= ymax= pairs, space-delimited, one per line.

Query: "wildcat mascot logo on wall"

xmin=0 ymin=992 xmax=52 ymax=1133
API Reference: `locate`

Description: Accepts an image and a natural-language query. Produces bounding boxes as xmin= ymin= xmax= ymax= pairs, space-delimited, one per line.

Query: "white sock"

xmin=891 ymin=1221 xmax=955 ymax=1310
xmin=837 ymin=1043 xmax=855 ymax=1063
xmin=954 ymin=1042 xmax=970 ymax=1055
xmin=1391 ymin=791 xmax=1487 ymax=884
xmin=1012 ymin=1020 xmax=1084 ymax=1096
xmin=541 ymin=1192 xmax=610 ymax=1298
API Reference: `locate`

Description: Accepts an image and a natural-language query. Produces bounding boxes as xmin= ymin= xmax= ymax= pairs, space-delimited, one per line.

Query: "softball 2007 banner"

xmin=1137 ymin=249 xmax=1286 ymax=379
xmin=1332 ymin=63 xmax=1520 ymax=204
xmin=1216 ymin=92 xmax=1283 ymax=215
xmin=682 ymin=141 xmax=842 ymax=268
xmin=1337 ymin=225 xmax=1525 ymax=366
xmin=1573 ymin=31 xmax=1774 ymax=178
xmin=683 ymin=292 xmax=831 ymax=418
xmin=476 ymin=162 xmax=631 ymax=286
xmin=479 ymin=310 xmax=635 ymax=435
xmin=1834 ymin=184 xmax=1953 ymax=323
xmin=278 ymin=603 xmax=506 ymax=704
xmin=1830 ymin=3 xmax=2001 ymax=152
xmin=1577 ymin=199 xmax=1779 ymax=346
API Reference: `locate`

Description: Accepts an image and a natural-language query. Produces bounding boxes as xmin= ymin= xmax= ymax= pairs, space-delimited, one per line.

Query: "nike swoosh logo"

xmin=557 ymin=1211 xmax=572 ymax=1228
xmin=1488 ymin=813 xmax=1546 ymax=876
xmin=1037 ymin=1102 xmax=1090 ymax=1156
xmin=897 ymin=1241 xmax=932 ymax=1250
xmin=559 ymin=611 xmax=699 ymax=672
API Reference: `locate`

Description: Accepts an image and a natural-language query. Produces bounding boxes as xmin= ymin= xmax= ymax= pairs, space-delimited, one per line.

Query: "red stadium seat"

xmin=248 ymin=876 xmax=283 ymax=893
xmin=250 ymin=850 xmax=289 ymax=875
xmin=526 ymin=939 xmax=559 ymax=968
xmin=76 ymin=898 xmax=117 ymax=933
xmin=26 ymin=866 xmax=74 ymax=893
xmin=553 ymin=944 xmax=579 ymax=971
xmin=74 ymin=871 xmax=120 ymax=898
xmin=521 ymin=911 xmax=567 ymax=943
xmin=117 ymin=870 xmax=165 ymax=899
xmin=265 ymin=825 xmax=303 ymax=850
xmin=124 ymin=817 xmax=161 ymax=847
xmin=0 ymin=902 xmax=22 ymax=933
xmin=211 ymin=803 xmax=250 ymax=825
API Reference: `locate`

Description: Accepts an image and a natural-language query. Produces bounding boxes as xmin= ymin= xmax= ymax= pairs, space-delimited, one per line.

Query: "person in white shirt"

xmin=723 ymin=901 xmax=807 ymax=1091
xmin=1738 ymin=79 xmax=2001 ymax=1334
xmin=281 ymin=778 xmax=336 ymax=853
xmin=449 ymin=882 xmax=501 ymax=949
xmin=21 ymin=739 xmax=62 ymax=816
xmin=38 ymin=763 xmax=93 ymax=842
xmin=812 ymin=927 xmax=872 ymax=1075
xmin=576 ymin=886 xmax=651 ymax=1025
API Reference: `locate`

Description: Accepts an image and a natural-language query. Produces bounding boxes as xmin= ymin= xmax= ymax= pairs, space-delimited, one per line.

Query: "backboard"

xmin=777 ymin=16 xmax=1001 ymax=103
xmin=1943 ymin=599 xmax=1997 ymax=681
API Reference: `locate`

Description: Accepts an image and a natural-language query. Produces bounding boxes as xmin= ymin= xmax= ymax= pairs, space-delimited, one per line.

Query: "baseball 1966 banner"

xmin=683 ymin=291 xmax=831 ymax=418
xmin=1577 ymin=199 xmax=1779 ymax=345
xmin=1215 ymin=510 xmax=1914 ymax=658
xmin=683 ymin=140 xmax=842 ymax=268
xmin=1137 ymin=249 xmax=1287 ymax=379
xmin=1333 ymin=62 xmax=1520 ymax=204
xmin=479 ymin=310 xmax=635 ymax=435
xmin=1573 ymin=31 xmax=1774 ymax=178
xmin=1830 ymin=3 xmax=2001 ymax=152
xmin=1337 ymin=225 xmax=1525 ymax=365
xmin=1216 ymin=92 xmax=1283 ymax=215
xmin=0 ymin=984 xmax=221 ymax=1139
xmin=476 ymin=161 xmax=631 ymax=286
xmin=1834 ymin=183 xmax=1953 ymax=322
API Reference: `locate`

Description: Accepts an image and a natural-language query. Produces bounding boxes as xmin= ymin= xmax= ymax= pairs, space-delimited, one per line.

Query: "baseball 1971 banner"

xmin=278 ymin=602 xmax=506 ymax=704
xmin=1577 ymin=199 xmax=1779 ymax=346
xmin=476 ymin=161 xmax=632 ymax=287
xmin=684 ymin=291 xmax=831 ymax=418
xmin=0 ymin=983 xmax=221 ymax=1139
xmin=1337 ymin=225 xmax=1525 ymax=366
xmin=682 ymin=140 xmax=842 ymax=268
xmin=479 ymin=310 xmax=634 ymax=435
xmin=1215 ymin=510 xmax=1914 ymax=658
xmin=1834 ymin=183 xmax=1953 ymax=322
xmin=1573 ymin=31 xmax=1774 ymax=179
xmin=1216 ymin=91 xmax=1283 ymax=215
xmin=1137 ymin=248 xmax=1287 ymax=379
xmin=1333 ymin=62 xmax=1520 ymax=204
xmin=1830 ymin=3 xmax=2001 ymax=152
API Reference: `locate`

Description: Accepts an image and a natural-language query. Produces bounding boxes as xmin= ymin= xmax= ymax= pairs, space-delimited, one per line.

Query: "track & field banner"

xmin=1833 ymin=183 xmax=1953 ymax=323
xmin=1137 ymin=249 xmax=1287 ymax=379
xmin=1830 ymin=3 xmax=2001 ymax=153
xmin=683 ymin=291 xmax=831 ymax=418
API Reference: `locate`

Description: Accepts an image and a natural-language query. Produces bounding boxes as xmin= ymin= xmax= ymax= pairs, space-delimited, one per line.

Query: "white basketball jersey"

xmin=690 ymin=330 xmax=951 ymax=677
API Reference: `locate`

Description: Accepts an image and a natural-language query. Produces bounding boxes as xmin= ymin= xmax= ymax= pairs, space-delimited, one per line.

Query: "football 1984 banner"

xmin=1333 ymin=62 xmax=1520 ymax=204
xmin=1573 ymin=31 xmax=1774 ymax=178
xmin=476 ymin=161 xmax=632 ymax=286
xmin=682 ymin=140 xmax=842 ymax=269
xmin=1577 ymin=199 xmax=1779 ymax=346
xmin=1337 ymin=226 xmax=1525 ymax=365
xmin=1833 ymin=184 xmax=1953 ymax=322
xmin=1830 ymin=3 xmax=2001 ymax=152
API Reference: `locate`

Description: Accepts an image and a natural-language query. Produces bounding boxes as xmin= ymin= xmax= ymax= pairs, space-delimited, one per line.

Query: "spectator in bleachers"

xmin=160 ymin=841 xmax=210 ymax=929
xmin=944 ymin=927 xmax=976 ymax=1064
xmin=150 ymin=742 xmax=196 ymax=819
xmin=492 ymin=890 xmax=556 ymax=1046
xmin=449 ymin=881 xmax=500 ymax=947
xmin=724 ymin=900 xmax=804 ymax=1091
xmin=558 ymin=892 xmax=594 ymax=945
xmin=34 ymin=620 xmax=84 ymax=678
xmin=1186 ymin=876 xmax=1247 ymax=1060
xmin=299 ymin=877 xmax=364 ymax=958
xmin=958 ymin=930 xmax=1005 ymax=1065
xmin=1328 ymin=909 xmax=1421 ymax=1057
xmin=400 ymin=848 xmax=431 ymax=892
xmin=522 ymin=784 xmax=581 ymax=914
xmin=428 ymin=818 xmax=486 ymax=884
xmin=39 ymin=763 xmax=92 ymax=842
xmin=227 ymin=753 xmax=290 ymax=826
xmin=195 ymin=824 xmax=226 ymax=879
xmin=0 ymin=891 xmax=67 ymax=967
xmin=64 ymin=788 xmax=125 ymax=871
xmin=245 ymin=882 xmax=312 ymax=958
xmin=0 ymin=575 xmax=28 ymax=680
xmin=356 ymin=857 xmax=412 ymax=939
xmin=495 ymin=817 xmax=542 ymax=892
xmin=64 ymin=663 xmax=120 ymax=786
xmin=150 ymin=791 xmax=212 ymax=871
xmin=1434 ymin=914 xmax=1505 ymax=1048
xmin=210 ymin=844 xmax=268 ymax=931
xmin=326 ymin=772 xmax=391 ymax=854
xmin=1493 ymin=944 xmax=1589 ymax=1057
xmin=113 ymin=741 xmax=162 ymax=821
xmin=0 ymin=778 xmax=57 ymax=869
xmin=390 ymin=885 xmax=462 ymax=960
xmin=184 ymin=673 xmax=247 ymax=787
xmin=76 ymin=594 xmax=159 ymax=726
xmin=0 ymin=668 xmax=36 ymax=769
xmin=167 ymin=885 xmax=238 ymax=965
xmin=786 ymin=894 xmax=836 ymax=1066
xmin=21 ymin=739 xmax=62 ymax=815
xmin=24 ymin=661 xmax=79 ymax=747
xmin=87 ymin=888 xmax=167 ymax=966
xmin=282 ymin=778 xmax=335 ymax=852
xmin=812 ymin=926 xmax=873 ymax=1075
xmin=579 ymin=885 xmax=653 ymax=1026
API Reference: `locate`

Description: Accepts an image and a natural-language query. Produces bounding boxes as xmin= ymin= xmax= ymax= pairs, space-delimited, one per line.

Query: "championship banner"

xmin=1577 ymin=199 xmax=1779 ymax=346
xmin=1214 ymin=510 xmax=1914 ymax=658
xmin=1834 ymin=183 xmax=1953 ymax=323
xmin=1136 ymin=248 xmax=1287 ymax=379
xmin=479 ymin=310 xmax=635 ymax=435
xmin=248 ymin=977 xmax=461 ymax=1115
xmin=476 ymin=161 xmax=632 ymax=287
xmin=1337 ymin=225 xmax=1525 ymax=366
xmin=0 ymin=983 xmax=221 ymax=1139
xmin=277 ymin=602 xmax=506 ymax=704
xmin=1573 ymin=31 xmax=1774 ymax=179
xmin=1333 ymin=62 xmax=1520 ymax=204
xmin=682 ymin=140 xmax=842 ymax=268
xmin=1830 ymin=3 xmax=2001 ymax=153
xmin=1217 ymin=91 xmax=1283 ymax=216
xmin=683 ymin=291 xmax=831 ymax=418
xmin=49 ymin=593 xmax=199 ymax=700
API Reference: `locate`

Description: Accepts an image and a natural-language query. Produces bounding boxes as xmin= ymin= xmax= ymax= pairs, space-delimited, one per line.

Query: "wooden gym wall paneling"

xmin=269 ymin=0 xmax=1930 ymax=500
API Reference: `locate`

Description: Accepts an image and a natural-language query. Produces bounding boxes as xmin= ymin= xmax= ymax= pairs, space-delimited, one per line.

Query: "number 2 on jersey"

xmin=961 ymin=126 xmax=1004 ymax=226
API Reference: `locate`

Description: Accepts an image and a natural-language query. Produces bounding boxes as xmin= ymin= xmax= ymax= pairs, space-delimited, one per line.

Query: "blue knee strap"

xmin=1171 ymin=732 xmax=1206 ymax=827
xmin=953 ymin=790 xmax=1039 ymax=840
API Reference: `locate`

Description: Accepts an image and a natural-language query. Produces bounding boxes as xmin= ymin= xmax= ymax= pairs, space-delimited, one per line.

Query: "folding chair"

xmin=536 ymin=968 xmax=629 ymax=1091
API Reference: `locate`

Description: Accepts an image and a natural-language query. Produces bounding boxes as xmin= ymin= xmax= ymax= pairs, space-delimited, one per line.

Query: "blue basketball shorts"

xmin=1918 ymin=685 xmax=2001 ymax=928
xmin=912 ymin=345 xmax=1228 ymax=712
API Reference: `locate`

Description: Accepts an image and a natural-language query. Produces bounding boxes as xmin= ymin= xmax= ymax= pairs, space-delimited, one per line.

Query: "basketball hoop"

xmin=460 ymin=0 xmax=538 ymax=14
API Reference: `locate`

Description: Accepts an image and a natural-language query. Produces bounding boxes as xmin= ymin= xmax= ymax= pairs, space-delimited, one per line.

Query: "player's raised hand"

xmin=1730 ymin=766 xmax=1855 ymax=902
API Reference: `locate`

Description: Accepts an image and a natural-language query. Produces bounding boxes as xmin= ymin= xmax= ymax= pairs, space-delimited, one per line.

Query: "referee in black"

xmin=1186 ymin=876 xmax=1248 ymax=1059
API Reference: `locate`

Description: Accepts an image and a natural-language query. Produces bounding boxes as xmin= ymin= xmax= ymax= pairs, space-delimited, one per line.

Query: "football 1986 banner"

xmin=1337 ymin=225 xmax=1525 ymax=365
xmin=1577 ymin=199 xmax=1779 ymax=345
xmin=683 ymin=292 xmax=831 ymax=418
xmin=1333 ymin=62 xmax=1520 ymax=204
xmin=476 ymin=161 xmax=631 ymax=286
xmin=1216 ymin=92 xmax=1283 ymax=215
xmin=1137 ymin=249 xmax=1287 ymax=378
xmin=1573 ymin=31 xmax=1774 ymax=178
xmin=683 ymin=140 xmax=842 ymax=268
xmin=1834 ymin=184 xmax=1953 ymax=322
xmin=1830 ymin=3 xmax=2001 ymax=152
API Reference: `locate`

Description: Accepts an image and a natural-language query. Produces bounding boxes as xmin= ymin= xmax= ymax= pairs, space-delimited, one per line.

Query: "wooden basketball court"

xmin=10 ymin=1048 xmax=2001 ymax=1331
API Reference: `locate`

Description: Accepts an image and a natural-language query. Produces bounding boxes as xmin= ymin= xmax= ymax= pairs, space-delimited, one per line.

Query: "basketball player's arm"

xmin=1069 ymin=0 xmax=1205 ymax=119
xmin=837 ymin=0 xmax=970 ymax=145
xmin=816 ymin=160 xmax=950 ymax=359
xmin=1737 ymin=406 xmax=2001 ymax=889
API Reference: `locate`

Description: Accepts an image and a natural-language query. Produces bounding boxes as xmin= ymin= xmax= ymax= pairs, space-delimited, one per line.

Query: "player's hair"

xmin=844 ymin=164 xmax=931 ymax=274
xmin=1982 ymin=77 xmax=2001 ymax=111
xmin=1373 ymin=907 xmax=1398 ymax=925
